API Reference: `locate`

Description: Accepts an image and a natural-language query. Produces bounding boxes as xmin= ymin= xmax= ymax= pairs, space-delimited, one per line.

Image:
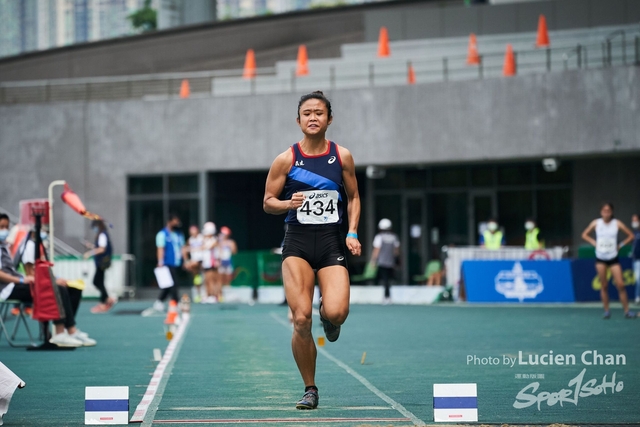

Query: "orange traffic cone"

xmin=466 ymin=33 xmax=480 ymax=65
xmin=535 ymin=14 xmax=550 ymax=48
xmin=179 ymin=79 xmax=190 ymax=98
xmin=296 ymin=45 xmax=309 ymax=77
xmin=503 ymin=44 xmax=516 ymax=77
xmin=377 ymin=26 xmax=390 ymax=57
xmin=164 ymin=300 xmax=178 ymax=325
xmin=407 ymin=62 xmax=416 ymax=84
xmin=243 ymin=49 xmax=256 ymax=79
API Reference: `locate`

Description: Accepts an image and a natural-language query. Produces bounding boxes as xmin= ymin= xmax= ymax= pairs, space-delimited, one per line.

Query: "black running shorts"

xmin=282 ymin=224 xmax=348 ymax=270
xmin=596 ymin=256 xmax=620 ymax=267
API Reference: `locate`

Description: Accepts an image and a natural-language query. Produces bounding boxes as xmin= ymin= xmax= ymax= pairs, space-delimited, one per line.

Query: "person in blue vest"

xmin=631 ymin=213 xmax=640 ymax=304
xmin=84 ymin=219 xmax=115 ymax=313
xmin=479 ymin=218 xmax=505 ymax=249
xmin=263 ymin=91 xmax=361 ymax=410
xmin=151 ymin=214 xmax=185 ymax=312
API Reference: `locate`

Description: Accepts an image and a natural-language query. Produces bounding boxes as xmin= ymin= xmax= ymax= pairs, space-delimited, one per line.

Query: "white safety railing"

xmin=443 ymin=246 xmax=568 ymax=288
xmin=52 ymin=254 xmax=136 ymax=299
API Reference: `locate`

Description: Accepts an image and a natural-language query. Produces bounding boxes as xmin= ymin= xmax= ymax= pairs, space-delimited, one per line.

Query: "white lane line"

xmin=270 ymin=312 xmax=426 ymax=426
xmin=166 ymin=406 xmax=392 ymax=411
xmin=130 ymin=313 xmax=191 ymax=424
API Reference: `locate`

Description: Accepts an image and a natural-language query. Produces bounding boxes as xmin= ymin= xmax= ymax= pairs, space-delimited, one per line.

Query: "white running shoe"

xmin=74 ymin=329 xmax=89 ymax=339
xmin=50 ymin=332 xmax=83 ymax=347
xmin=71 ymin=331 xmax=97 ymax=347
xmin=153 ymin=300 xmax=165 ymax=311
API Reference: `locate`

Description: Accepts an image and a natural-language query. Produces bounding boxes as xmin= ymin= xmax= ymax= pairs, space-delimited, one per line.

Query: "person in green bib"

xmin=480 ymin=218 xmax=505 ymax=250
xmin=524 ymin=218 xmax=542 ymax=250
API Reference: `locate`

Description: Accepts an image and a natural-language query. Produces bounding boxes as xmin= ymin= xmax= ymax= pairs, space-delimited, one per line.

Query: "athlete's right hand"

xmin=288 ymin=192 xmax=305 ymax=210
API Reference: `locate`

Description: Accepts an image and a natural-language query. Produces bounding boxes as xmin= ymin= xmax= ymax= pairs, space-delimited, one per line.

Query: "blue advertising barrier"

xmin=571 ymin=258 xmax=636 ymax=302
xmin=462 ymin=260 xmax=575 ymax=303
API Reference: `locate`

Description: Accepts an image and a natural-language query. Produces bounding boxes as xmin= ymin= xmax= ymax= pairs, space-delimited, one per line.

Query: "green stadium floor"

xmin=2 ymin=301 xmax=639 ymax=426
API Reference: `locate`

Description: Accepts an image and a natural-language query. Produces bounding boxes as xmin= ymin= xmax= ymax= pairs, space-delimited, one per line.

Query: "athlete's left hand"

xmin=346 ymin=237 xmax=361 ymax=256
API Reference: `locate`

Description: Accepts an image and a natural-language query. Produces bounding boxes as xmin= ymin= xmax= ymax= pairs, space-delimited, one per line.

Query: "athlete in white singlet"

xmin=581 ymin=202 xmax=635 ymax=318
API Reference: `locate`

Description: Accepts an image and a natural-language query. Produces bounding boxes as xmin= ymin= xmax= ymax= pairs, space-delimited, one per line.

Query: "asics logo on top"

xmin=295 ymin=160 xmax=305 ymax=167
xmin=328 ymin=156 xmax=336 ymax=164
xmin=337 ymin=256 xmax=345 ymax=261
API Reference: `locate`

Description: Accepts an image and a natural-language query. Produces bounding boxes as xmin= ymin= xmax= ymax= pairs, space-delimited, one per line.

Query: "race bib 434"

xmin=297 ymin=190 xmax=339 ymax=225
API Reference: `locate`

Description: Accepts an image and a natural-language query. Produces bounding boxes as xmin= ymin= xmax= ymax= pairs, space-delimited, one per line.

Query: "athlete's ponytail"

xmin=297 ymin=91 xmax=332 ymax=119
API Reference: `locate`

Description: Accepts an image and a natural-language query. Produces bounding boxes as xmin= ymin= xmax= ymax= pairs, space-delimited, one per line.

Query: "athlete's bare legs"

xmin=596 ymin=263 xmax=610 ymax=312
xmin=317 ymin=266 xmax=350 ymax=326
xmin=598 ymin=263 xmax=631 ymax=314
xmin=283 ymin=257 xmax=317 ymax=387
xmin=610 ymin=264 xmax=630 ymax=313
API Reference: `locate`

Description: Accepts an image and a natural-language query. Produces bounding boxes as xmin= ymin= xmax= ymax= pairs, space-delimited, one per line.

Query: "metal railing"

xmin=1 ymin=29 xmax=639 ymax=105
xmin=0 ymin=206 xmax=81 ymax=257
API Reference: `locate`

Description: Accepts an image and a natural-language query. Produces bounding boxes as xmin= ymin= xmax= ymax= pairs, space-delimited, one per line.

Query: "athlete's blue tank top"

xmin=284 ymin=141 xmax=344 ymax=225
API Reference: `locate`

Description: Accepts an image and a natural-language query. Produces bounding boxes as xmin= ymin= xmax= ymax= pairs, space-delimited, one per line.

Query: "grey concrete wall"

xmin=1 ymin=66 xmax=639 ymax=253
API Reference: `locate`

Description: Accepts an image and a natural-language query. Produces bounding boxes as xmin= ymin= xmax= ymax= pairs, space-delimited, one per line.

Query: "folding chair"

xmin=0 ymin=299 xmax=36 ymax=348
xmin=351 ymin=261 xmax=378 ymax=285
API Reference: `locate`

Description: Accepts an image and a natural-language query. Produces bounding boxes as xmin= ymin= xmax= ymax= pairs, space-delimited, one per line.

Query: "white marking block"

xmin=85 ymin=386 xmax=129 ymax=425
xmin=153 ymin=349 xmax=162 ymax=362
xmin=433 ymin=383 xmax=477 ymax=422
xmin=257 ymin=287 xmax=285 ymax=304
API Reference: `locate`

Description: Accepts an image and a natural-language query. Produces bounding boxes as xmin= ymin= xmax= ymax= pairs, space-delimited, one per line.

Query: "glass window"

xmin=128 ymin=200 xmax=164 ymax=287
xmin=168 ymin=199 xmax=199 ymax=229
xmin=168 ymin=174 xmax=199 ymax=194
xmin=536 ymin=161 xmax=572 ymax=185
xmin=405 ymin=169 xmax=427 ymax=189
xmin=129 ymin=176 xmax=162 ymax=195
xmin=536 ymin=189 xmax=572 ymax=246
xmin=376 ymin=168 xmax=404 ymax=190
xmin=498 ymin=191 xmax=533 ymax=245
xmin=432 ymin=167 xmax=467 ymax=188
xmin=498 ymin=164 xmax=533 ymax=186
xmin=429 ymin=193 xmax=468 ymax=246
xmin=471 ymin=166 xmax=494 ymax=187
xmin=375 ymin=195 xmax=401 ymax=234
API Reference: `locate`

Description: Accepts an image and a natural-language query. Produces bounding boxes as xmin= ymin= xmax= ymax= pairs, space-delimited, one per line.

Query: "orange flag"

xmin=61 ymin=184 xmax=101 ymax=220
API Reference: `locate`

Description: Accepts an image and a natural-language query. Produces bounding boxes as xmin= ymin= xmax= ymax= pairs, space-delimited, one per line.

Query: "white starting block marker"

xmin=433 ymin=383 xmax=477 ymax=422
xmin=85 ymin=386 xmax=129 ymax=425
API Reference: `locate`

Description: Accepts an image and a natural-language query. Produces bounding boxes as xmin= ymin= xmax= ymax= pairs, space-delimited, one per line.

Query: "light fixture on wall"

xmin=366 ymin=165 xmax=386 ymax=179
xmin=542 ymin=158 xmax=560 ymax=172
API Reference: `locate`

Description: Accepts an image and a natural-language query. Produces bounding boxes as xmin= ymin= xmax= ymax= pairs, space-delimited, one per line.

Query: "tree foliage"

xmin=128 ymin=0 xmax=157 ymax=32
